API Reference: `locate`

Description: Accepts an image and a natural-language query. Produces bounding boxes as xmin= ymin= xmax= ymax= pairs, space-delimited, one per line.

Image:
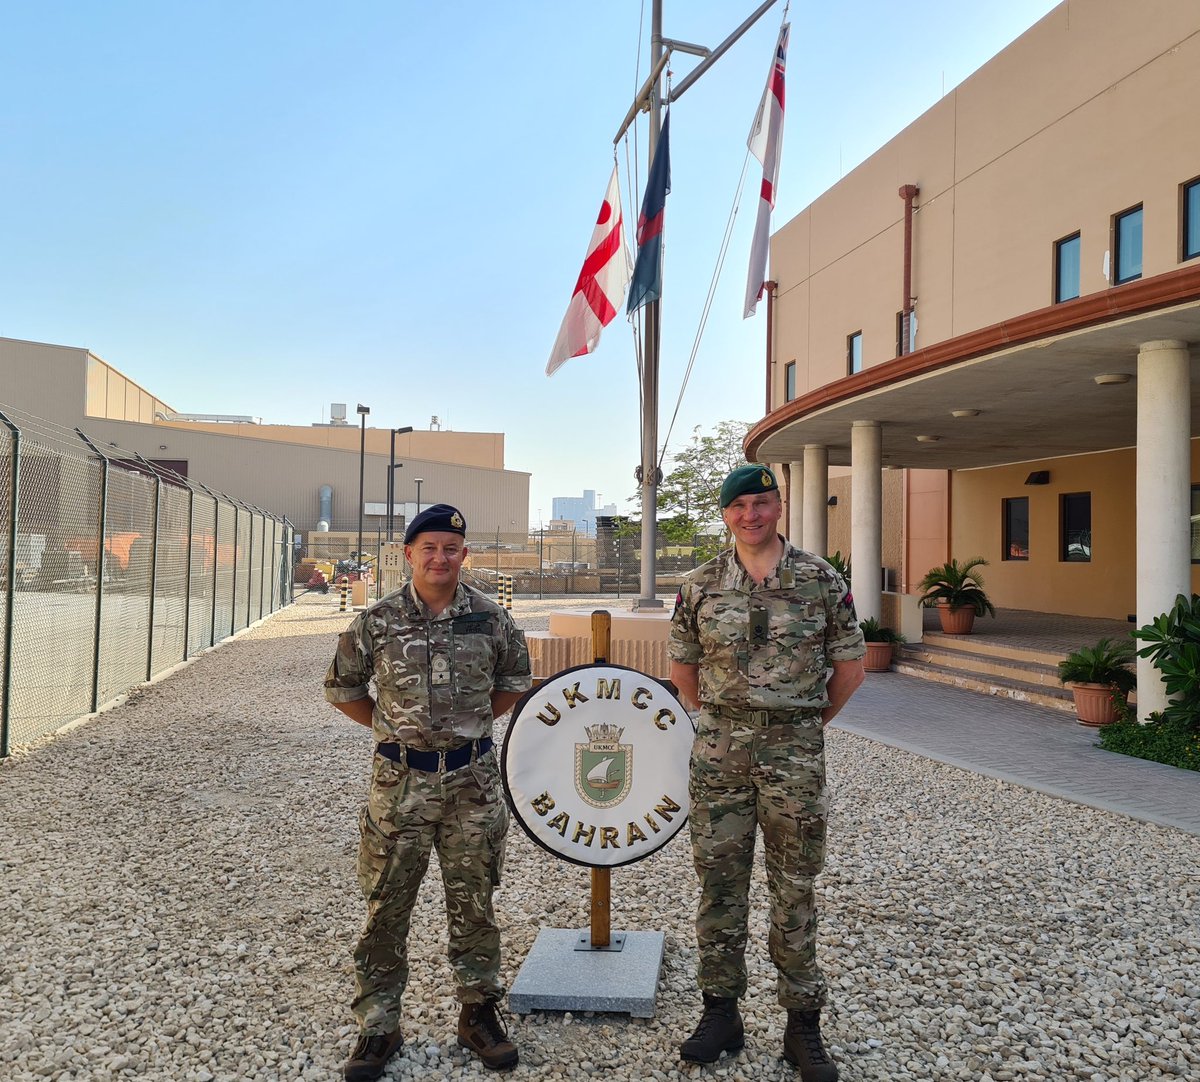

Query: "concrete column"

xmin=802 ymin=444 xmax=828 ymax=556
xmin=787 ymin=459 xmax=803 ymax=544
xmin=1136 ymin=339 xmax=1192 ymax=721
xmin=851 ymin=420 xmax=883 ymax=624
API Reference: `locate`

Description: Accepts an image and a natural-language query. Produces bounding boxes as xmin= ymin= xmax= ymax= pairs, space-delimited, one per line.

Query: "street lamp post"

xmin=387 ymin=425 xmax=414 ymax=541
xmin=414 ymin=478 xmax=424 ymax=514
xmin=356 ymin=404 xmax=370 ymax=560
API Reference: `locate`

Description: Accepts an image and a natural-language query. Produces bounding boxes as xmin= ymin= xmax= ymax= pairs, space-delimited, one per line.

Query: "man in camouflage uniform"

xmin=324 ymin=503 xmax=531 ymax=1079
xmin=669 ymin=465 xmax=865 ymax=1081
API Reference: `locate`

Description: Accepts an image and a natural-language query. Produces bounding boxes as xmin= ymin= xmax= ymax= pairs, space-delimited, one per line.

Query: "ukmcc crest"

xmin=575 ymin=723 xmax=632 ymax=808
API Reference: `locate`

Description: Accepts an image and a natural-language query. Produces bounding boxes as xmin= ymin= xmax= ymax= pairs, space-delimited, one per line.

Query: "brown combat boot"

xmin=679 ymin=993 xmax=745 ymax=1063
xmin=783 ymin=1009 xmax=838 ymax=1081
xmin=457 ymin=999 xmax=519 ymax=1070
xmin=343 ymin=1028 xmax=403 ymax=1081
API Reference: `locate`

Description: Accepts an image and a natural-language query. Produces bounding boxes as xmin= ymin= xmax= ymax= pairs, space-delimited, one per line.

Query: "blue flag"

xmin=627 ymin=112 xmax=671 ymax=315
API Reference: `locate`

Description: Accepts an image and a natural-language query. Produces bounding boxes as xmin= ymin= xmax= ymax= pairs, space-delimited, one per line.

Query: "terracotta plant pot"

xmin=1068 ymin=681 xmax=1124 ymax=726
xmin=863 ymin=641 xmax=894 ymax=672
xmin=937 ymin=603 xmax=976 ymax=634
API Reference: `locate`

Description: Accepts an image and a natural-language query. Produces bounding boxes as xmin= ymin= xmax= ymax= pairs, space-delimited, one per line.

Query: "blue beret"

xmin=719 ymin=464 xmax=778 ymax=508
xmin=404 ymin=503 xmax=467 ymax=544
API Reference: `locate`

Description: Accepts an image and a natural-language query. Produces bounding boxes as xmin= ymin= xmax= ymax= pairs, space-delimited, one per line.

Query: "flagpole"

xmin=635 ymin=0 xmax=665 ymax=610
xmin=610 ymin=0 xmax=781 ymax=607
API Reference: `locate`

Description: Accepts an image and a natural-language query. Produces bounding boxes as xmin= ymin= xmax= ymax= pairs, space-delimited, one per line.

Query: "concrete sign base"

xmin=509 ymin=928 xmax=665 ymax=1018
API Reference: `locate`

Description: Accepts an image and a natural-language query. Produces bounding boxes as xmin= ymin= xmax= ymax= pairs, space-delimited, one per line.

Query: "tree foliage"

xmin=656 ymin=420 xmax=752 ymax=535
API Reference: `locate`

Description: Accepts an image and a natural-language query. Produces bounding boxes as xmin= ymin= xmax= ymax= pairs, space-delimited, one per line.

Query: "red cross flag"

xmin=546 ymin=166 xmax=631 ymax=376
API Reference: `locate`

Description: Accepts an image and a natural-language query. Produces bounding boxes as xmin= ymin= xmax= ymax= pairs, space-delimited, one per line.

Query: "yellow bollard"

xmin=339 ymin=582 xmax=349 ymax=612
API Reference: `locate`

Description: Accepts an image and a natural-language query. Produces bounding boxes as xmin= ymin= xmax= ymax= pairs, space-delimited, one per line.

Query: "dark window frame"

xmin=1113 ymin=204 xmax=1143 ymax=285
xmin=1054 ymin=231 xmax=1081 ymax=303
xmin=1003 ymin=496 xmax=1030 ymax=562
xmin=1182 ymin=177 xmax=1200 ymax=263
xmin=1191 ymin=483 xmax=1200 ymax=564
xmin=847 ymin=331 xmax=863 ymax=375
xmin=784 ymin=360 xmax=796 ymax=403
xmin=1060 ymin=492 xmax=1092 ymax=563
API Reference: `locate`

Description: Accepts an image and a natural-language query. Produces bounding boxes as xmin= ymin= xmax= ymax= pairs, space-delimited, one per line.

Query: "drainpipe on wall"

xmin=899 ymin=185 xmax=919 ymax=355
xmin=765 ymin=279 xmax=778 ymax=413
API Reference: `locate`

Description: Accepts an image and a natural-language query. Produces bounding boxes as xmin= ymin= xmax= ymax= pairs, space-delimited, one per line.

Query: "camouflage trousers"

xmin=688 ymin=709 xmax=829 ymax=1009
xmin=352 ymin=748 xmax=510 ymax=1034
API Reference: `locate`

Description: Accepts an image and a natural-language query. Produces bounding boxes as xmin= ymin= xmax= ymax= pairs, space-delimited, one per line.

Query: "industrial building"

xmin=0 ymin=336 xmax=531 ymax=546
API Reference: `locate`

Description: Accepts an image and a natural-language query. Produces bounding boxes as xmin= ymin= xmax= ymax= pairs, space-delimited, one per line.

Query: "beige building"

xmin=0 ymin=336 xmax=530 ymax=541
xmin=751 ymin=0 xmax=1200 ymax=717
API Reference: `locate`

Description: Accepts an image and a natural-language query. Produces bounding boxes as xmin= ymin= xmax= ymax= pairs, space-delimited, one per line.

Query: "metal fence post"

xmin=135 ymin=454 xmax=161 ymax=681
xmin=0 ymin=411 xmax=21 ymax=759
xmin=75 ymin=429 xmax=110 ymax=713
xmin=231 ymin=502 xmax=239 ymax=636
xmin=268 ymin=515 xmax=278 ymax=614
xmin=182 ymin=484 xmax=194 ymax=661
xmin=284 ymin=518 xmax=294 ymax=605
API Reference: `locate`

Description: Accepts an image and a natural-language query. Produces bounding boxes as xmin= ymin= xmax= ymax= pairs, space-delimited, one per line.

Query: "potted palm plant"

xmin=859 ymin=616 xmax=904 ymax=672
xmin=917 ymin=557 xmax=996 ymax=634
xmin=1057 ymin=637 xmax=1136 ymax=726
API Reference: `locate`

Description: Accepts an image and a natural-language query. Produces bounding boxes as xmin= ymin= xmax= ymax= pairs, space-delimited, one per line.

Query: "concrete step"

xmin=900 ymin=642 xmax=1065 ymax=689
xmin=892 ymin=656 xmax=1077 ymax=713
xmin=920 ymin=630 xmax=1064 ymax=667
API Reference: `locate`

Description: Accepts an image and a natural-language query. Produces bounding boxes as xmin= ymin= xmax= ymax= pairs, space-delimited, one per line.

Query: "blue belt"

xmin=376 ymin=737 xmax=493 ymax=772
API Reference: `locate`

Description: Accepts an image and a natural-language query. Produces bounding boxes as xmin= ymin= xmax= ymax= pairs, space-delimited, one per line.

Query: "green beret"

xmin=719 ymin=464 xmax=778 ymax=508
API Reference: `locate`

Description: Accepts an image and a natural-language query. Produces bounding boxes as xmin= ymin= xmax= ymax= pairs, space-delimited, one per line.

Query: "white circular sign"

xmin=502 ymin=663 xmax=695 ymax=868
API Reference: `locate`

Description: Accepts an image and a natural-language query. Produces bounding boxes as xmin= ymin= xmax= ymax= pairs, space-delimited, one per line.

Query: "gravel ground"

xmin=1 ymin=591 xmax=1197 ymax=1082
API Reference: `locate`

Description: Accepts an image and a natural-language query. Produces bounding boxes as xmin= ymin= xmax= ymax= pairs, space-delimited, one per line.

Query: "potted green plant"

xmin=1057 ymin=637 xmax=1136 ymax=726
xmin=917 ymin=557 xmax=996 ymax=634
xmin=859 ymin=616 xmax=904 ymax=672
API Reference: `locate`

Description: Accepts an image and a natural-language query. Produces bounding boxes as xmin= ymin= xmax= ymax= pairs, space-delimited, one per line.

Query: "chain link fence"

xmin=0 ymin=410 xmax=294 ymax=757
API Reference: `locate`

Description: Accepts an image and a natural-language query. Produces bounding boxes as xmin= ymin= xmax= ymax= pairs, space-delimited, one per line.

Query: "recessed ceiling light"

xmin=915 ymin=435 xmax=941 ymax=443
xmin=951 ymin=409 xmax=981 ymax=418
xmin=1094 ymin=373 xmax=1132 ymax=385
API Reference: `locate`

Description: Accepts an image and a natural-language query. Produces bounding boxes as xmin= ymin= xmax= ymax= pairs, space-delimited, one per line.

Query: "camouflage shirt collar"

xmin=723 ymin=535 xmax=795 ymax=591
xmin=402 ymin=579 xmax=471 ymax=620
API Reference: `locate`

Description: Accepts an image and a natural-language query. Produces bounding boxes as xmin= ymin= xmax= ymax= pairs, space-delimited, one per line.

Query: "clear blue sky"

xmin=0 ymin=0 xmax=1061 ymax=524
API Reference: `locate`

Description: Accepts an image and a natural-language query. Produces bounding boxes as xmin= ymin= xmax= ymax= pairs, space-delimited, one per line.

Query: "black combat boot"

xmin=783 ymin=1009 xmax=838 ymax=1081
xmin=457 ymin=1000 xmax=519 ymax=1070
xmin=343 ymin=1028 xmax=404 ymax=1081
xmin=679 ymin=993 xmax=745 ymax=1063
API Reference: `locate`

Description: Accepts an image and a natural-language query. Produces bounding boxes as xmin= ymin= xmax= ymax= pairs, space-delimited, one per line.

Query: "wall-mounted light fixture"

xmin=950 ymin=409 xmax=980 ymax=418
xmin=915 ymin=434 xmax=941 ymax=443
xmin=1094 ymin=373 xmax=1132 ymax=385
xmin=1025 ymin=470 xmax=1051 ymax=485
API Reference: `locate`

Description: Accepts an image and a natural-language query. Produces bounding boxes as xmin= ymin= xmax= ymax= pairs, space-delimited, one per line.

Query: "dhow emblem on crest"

xmin=575 ymin=723 xmax=632 ymax=809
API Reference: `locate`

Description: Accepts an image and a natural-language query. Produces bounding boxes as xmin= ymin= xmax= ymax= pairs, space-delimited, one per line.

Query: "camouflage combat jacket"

xmin=324 ymin=580 xmax=531 ymax=749
xmin=668 ymin=539 xmax=864 ymax=712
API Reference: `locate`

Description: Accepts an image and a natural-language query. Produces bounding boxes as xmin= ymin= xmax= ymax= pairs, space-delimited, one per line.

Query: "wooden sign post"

xmin=590 ymin=609 xmax=612 ymax=948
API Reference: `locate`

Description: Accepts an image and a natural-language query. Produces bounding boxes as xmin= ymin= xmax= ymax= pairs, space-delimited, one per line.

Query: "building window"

xmin=1054 ymin=232 xmax=1080 ymax=302
xmin=1191 ymin=484 xmax=1200 ymax=562
xmin=847 ymin=331 xmax=863 ymax=375
xmin=1003 ymin=497 xmax=1029 ymax=561
xmin=1061 ymin=492 xmax=1092 ymax=562
xmin=1114 ymin=205 xmax=1143 ymax=284
xmin=1183 ymin=178 xmax=1200 ymax=262
xmin=785 ymin=361 xmax=796 ymax=403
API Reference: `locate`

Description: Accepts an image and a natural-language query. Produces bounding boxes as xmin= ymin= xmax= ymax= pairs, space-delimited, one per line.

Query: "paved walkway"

xmin=833 ymin=670 xmax=1200 ymax=836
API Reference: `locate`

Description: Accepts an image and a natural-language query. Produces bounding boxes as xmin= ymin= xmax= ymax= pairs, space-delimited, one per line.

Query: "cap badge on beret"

xmin=450 ymin=511 xmax=464 ymax=529
xmin=760 ymin=469 xmax=772 ymax=488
